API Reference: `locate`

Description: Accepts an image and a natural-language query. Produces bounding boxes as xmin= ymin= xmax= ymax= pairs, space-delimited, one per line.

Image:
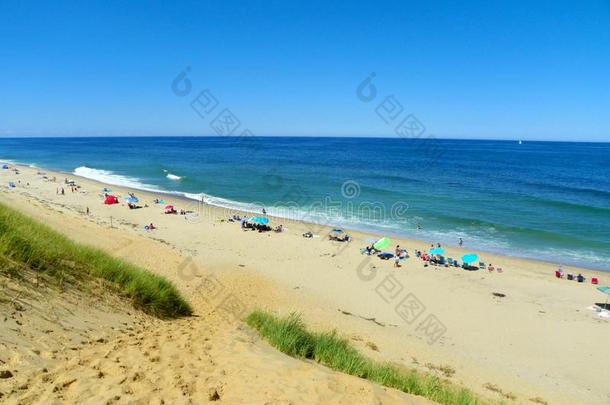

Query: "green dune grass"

xmin=0 ymin=202 xmax=191 ymax=318
xmin=247 ymin=310 xmax=489 ymax=405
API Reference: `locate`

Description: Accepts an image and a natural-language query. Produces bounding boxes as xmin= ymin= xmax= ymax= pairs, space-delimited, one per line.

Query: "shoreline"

xmin=5 ymin=161 xmax=608 ymax=276
xmin=2 ymin=161 xmax=609 ymax=404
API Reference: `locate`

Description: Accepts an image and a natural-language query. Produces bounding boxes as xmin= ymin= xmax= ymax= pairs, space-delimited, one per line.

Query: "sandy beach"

xmin=1 ymin=163 xmax=609 ymax=405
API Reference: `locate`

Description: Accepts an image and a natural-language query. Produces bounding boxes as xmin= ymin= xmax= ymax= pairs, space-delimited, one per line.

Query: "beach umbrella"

xmin=597 ymin=286 xmax=610 ymax=309
xmin=329 ymin=229 xmax=345 ymax=237
xmin=104 ymin=195 xmax=118 ymax=205
xmin=373 ymin=237 xmax=391 ymax=250
xmin=126 ymin=196 xmax=139 ymax=204
xmin=2 ymin=164 xmax=8 ymax=169
xmin=462 ymin=253 xmax=478 ymax=264
xmin=430 ymin=247 xmax=445 ymax=255
xmin=165 ymin=205 xmax=174 ymax=209
xmin=249 ymin=217 xmax=269 ymax=225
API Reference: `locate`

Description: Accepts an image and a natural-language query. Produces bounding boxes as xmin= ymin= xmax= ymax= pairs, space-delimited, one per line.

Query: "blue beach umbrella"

xmin=249 ymin=217 xmax=269 ymax=225
xmin=430 ymin=247 xmax=445 ymax=255
xmin=126 ymin=196 xmax=139 ymax=204
xmin=598 ymin=286 xmax=610 ymax=309
xmin=462 ymin=253 xmax=478 ymax=264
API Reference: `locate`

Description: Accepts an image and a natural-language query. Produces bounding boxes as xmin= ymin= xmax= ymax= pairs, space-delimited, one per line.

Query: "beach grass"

xmin=0 ymin=202 xmax=191 ymax=318
xmin=246 ymin=310 xmax=487 ymax=405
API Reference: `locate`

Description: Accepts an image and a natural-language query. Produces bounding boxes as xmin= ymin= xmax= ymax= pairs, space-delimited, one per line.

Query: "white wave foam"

xmin=1 ymin=158 xmax=35 ymax=167
xmin=73 ymin=166 xmax=163 ymax=192
xmin=166 ymin=173 xmax=181 ymax=180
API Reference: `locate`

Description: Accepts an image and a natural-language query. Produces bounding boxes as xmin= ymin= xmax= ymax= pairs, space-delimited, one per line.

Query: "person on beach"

xmin=487 ymin=263 xmax=495 ymax=272
xmin=557 ymin=265 xmax=564 ymax=278
xmin=86 ymin=207 xmax=89 ymax=215
xmin=394 ymin=245 xmax=403 ymax=267
xmin=61 ymin=188 xmax=65 ymax=195
xmin=459 ymin=238 xmax=463 ymax=247
xmin=262 ymin=208 xmax=267 ymax=215
xmin=394 ymin=245 xmax=406 ymax=267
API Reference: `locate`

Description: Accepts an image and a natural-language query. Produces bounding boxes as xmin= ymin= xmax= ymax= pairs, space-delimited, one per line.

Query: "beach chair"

xmin=447 ymin=257 xmax=453 ymax=267
xmin=479 ymin=262 xmax=486 ymax=269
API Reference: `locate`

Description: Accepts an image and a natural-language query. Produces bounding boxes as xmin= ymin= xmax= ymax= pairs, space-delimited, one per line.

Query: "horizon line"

xmin=1 ymin=134 xmax=609 ymax=143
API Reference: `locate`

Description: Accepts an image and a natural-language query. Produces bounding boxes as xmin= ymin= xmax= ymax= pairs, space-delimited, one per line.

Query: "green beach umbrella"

xmin=373 ymin=237 xmax=391 ymax=250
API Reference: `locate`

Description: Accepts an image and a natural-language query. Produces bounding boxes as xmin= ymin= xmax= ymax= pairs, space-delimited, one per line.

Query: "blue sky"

xmin=1 ymin=0 xmax=609 ymax=141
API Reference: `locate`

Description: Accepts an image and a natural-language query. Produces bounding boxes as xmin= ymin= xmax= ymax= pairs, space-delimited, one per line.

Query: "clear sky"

xmin=1 ymin=0 xmax=609 ymax=141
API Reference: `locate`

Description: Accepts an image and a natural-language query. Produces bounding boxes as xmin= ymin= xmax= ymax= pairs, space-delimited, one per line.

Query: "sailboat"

xmin=518 ymin=140 xmax=523 ymax=145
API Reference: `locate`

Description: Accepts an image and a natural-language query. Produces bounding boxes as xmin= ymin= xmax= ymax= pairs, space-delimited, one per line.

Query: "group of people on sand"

xmin=225 ymin=213 xmax=283 ymax=233
xmin=555 ymin=266 xmax=591 ymax=284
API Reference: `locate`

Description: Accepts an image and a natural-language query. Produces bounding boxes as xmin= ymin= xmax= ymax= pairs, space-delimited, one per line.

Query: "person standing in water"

xmin=459 ymin=238 xmax=463 ymax=247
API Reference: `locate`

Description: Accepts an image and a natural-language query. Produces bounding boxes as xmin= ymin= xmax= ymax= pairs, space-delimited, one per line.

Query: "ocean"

xmin=2 ymin=136 xmax=609 ymax=271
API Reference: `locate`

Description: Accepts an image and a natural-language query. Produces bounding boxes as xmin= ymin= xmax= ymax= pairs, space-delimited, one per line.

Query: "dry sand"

xmin=1 ymin=164 xmax=609 ymax=404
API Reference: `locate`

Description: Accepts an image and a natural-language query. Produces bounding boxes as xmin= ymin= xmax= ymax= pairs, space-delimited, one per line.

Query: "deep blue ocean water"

xmin=2 ymin=136 xmax=609 ymax=271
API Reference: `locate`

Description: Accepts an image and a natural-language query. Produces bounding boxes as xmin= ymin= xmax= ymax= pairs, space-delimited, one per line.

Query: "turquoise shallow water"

xmin=2 ymin=136 xmax=609 ymax=271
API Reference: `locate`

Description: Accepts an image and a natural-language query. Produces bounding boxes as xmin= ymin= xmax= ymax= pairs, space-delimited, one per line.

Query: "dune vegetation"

xmin=0 ymin=202 xmax=191 ymax=318
xmin=247 ymin=310 xmax=489 ymax=405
